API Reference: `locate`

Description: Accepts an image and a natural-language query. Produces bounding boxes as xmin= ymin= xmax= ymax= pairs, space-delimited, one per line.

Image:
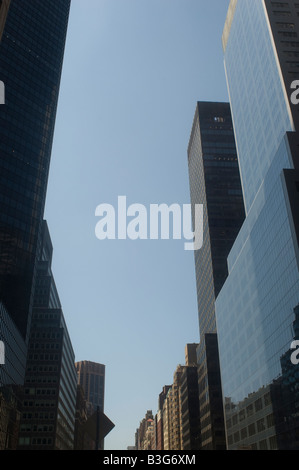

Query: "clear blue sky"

xmin=44 ymin=0 xmax=230 ymax=450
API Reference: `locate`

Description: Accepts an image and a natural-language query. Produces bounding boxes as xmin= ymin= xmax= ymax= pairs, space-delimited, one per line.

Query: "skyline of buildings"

xmin=133 ymin=0 xmax=299 ymax=451
xmin=1 ymin=0 xmax=299 ymax=451
xmin=0 ymin=0 xmax=72 ymax=449
xmin=135 ymin=344 xmax=202 ymax=451
xmin=216 ymin=0 xmax=299 ymax=449
xmin=0 ymin=1 xmax=113 ymax=450
xmin=187 ymin=100 xmax=245 ymax=449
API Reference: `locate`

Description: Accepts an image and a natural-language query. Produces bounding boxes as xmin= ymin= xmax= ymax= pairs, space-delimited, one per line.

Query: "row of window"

xmin=27 ymin=365 xmax=58 ymax=373
xmin=29 ymin=343 xmax=60 ymax=350
xmin=30 ymin=332 xmax=61 ymax=340
xmin=20 ymin=424 xmax=54 ymax=433
xmin=18 ymin=437 xmax=53 ymax=446
xmin=22 ymin=401 xmax=56 ymax=413
xmin=27 ymin=354 xmax=60 ymax=361
xmin=25 ymin=377 xmax=58 ymax=384
xmin=25 ymin=388 xmax=57 ymax=396
xmin=22 ymin=408 xmax=55 ymax=420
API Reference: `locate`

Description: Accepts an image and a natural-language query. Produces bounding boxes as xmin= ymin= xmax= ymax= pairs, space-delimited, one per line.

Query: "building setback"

xmin=0 ymin=0 xmax=71 ymax=448
xmin=187 ymin=101 xmax=245 ymax=449
xmin=216 ymin=0 xmax=299 ymax=450
xmin=17 ymin=221 xmax=77 ymax=450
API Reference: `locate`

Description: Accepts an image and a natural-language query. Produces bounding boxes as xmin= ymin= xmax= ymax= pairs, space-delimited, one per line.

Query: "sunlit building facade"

xmin=187 ymin=101 xmax=245 ymax=449
xmin=216 ymin=0 xmax=299 ymax=450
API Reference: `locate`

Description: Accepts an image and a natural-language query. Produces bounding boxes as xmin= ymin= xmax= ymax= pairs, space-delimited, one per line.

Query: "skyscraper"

xmin=187 ymin=101 xmax=245 ymax=449
xmin=216 ymin=0 xmax=299 ymax=450
xmin=18 ymin=221 xmax=77 ymax=450
xmin=0 ymin=0 xmax=71 ymax=343
xmin=75 ymin=361 xmax=105 ymax=415
xmin=75 ymin=361 xmax=106 ymax=449
xmin=180 ymin=365 xmax=200 ymax=450
xmin=0 ymin=0 xmax=71 ymax=449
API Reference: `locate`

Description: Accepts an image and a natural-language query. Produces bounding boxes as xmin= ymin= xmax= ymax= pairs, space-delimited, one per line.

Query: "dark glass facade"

xmin=0 ymin=0 xmax=70 ymax=343
xmin=0 ymin=1 xmax=71 ymax=449
xmin=0 ymin=301 xmax=26 ymax=449
xmin=187 ymin=101 xmax=245 ymax=449
xmin=18 ymin=221 xmax=77 ymax=450
xmin=188 ymin=102 xmax=245 ymax=338
xmin=18 ymin=307 xmax=77 ymax=450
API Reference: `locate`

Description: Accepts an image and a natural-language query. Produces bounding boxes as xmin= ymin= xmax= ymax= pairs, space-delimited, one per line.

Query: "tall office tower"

xmin=75 ymin=361 xmax=105 ymax=414
xmin=180 ymin=366 xmax=200 ymax=450
xmin=18 ymin=221 xmax=77 ymax=450
xmin=216 ymin=0 xmax=299 ymax=450
xmin=179 ymin=343 xmax=200 ymax=450
xmin=0 ymin=1 xmax=71 ymax=449
xmin=75 ymin=361 xmax=115 ymax=450
xmin=187 ymin=101 xmax=245 ymax=449
xmin=0 ymin=0 xmax=70 ymax=343
xmin=75 ymin=361 xmax=106 ymax=449
xmin=185 ymin=343 xmax=198 ymax=367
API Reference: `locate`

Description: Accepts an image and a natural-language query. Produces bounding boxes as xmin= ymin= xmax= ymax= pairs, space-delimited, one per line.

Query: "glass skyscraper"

xmin=0 ymin=0 xmax=71 ymax=343
xmin=0 ymin=0 xmax=71 ymax=449
xmin=216 ymin=0 xmax=299 ymax=450
xmin=187 ymin=101 xmax=245 ymax=449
